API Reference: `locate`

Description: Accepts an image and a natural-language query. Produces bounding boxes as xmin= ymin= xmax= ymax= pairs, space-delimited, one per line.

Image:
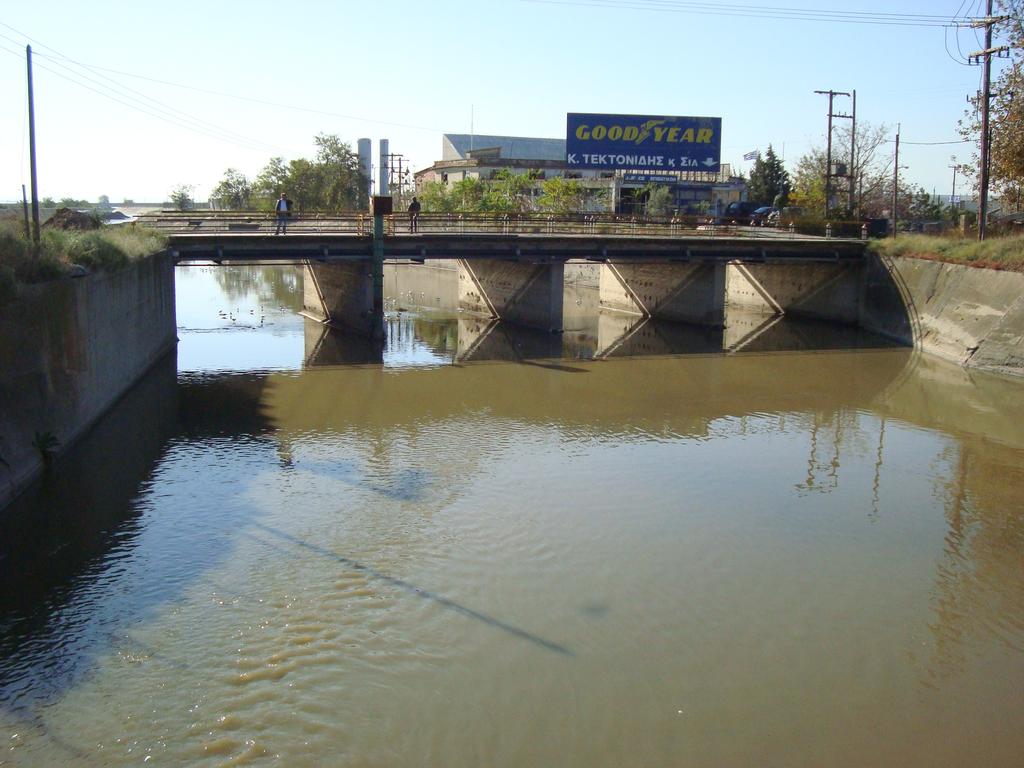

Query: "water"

xmin=1 ymin=265 xmax=1022 ymax=767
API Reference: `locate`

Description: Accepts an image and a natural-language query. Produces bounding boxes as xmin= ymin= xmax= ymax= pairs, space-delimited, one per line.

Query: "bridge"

xmin=144 ymin=211 xmax=869 ymax=338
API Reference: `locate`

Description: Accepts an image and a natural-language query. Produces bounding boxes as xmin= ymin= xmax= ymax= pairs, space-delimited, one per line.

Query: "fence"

xmin=136 ymin=210 xmax=872 ymax=240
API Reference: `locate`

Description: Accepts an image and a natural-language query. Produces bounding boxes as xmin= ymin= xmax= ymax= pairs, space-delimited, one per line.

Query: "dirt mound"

xmin=43 ymin=207 xmax=99 ymax=230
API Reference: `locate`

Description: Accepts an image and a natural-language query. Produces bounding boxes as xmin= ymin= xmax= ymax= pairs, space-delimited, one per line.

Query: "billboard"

xmin=566 ymin=113 xmax=722 ymax=173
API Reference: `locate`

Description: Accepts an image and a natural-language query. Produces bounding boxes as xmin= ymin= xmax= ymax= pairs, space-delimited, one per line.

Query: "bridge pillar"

xmin=302 ymin=261 xmax=383 ymax=337
xmin=725 ymin=262 xmax=863 ymax=323
xmin=599 ymin=261 xmax=726 ymax=326
xmin=458 ymin=260 xmax=565 ymax=332
xmin=455 ymin=316 xmax=565 ymax=362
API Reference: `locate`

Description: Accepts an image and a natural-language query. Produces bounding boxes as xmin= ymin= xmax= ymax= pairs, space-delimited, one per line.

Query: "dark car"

xmin=748 ymin=206 xmax=777 ymax=226
xmin=718 ymin=201 xmax=762 ymax=224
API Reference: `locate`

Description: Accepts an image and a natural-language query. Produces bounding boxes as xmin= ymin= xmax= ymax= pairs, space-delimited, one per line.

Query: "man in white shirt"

xmin=275 ymin=193 xmax=290 ymax=235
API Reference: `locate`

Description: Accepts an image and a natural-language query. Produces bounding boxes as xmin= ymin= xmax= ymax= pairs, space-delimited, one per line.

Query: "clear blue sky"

xmin=0 ymin=0 xmax=1006 ymax=203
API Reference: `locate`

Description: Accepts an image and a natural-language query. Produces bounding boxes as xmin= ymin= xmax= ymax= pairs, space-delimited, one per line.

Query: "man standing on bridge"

xmin=275 ymin=192 xmax=291 ymax=235
xmin=408 ymin=196 xmax=421 ymax=233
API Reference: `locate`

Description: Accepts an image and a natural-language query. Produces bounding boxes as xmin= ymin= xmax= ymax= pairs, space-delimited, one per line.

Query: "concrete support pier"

xmin=458 ymin=260 xmax=565 ymax=332
xmin=726 ymin=262 xmax=862 ymax=323
xmin=600 ymin=262 xmax=727 ymax=326
xmin=303 ymin=261 xmax=383 ymax=337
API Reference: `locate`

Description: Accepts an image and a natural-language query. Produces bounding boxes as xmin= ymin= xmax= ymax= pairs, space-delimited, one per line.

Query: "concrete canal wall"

xmin=0 ymin=255 xmax=177 ymax=510
xmin=861 ymin=254 xmax=1024 ymax=378
xmin=385 ymin=255 xmax=1023 ymax=379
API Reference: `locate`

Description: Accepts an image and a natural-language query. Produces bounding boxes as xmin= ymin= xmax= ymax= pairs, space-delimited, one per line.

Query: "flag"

xmin=743 ymin=150 xmax=758 ymax=161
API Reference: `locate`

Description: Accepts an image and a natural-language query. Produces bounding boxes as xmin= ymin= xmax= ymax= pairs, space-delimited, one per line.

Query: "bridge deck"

xmin=146 ymin=211 xmax=868 ymax=264
xmin=167 ymin=232 xmax=866 ymax=264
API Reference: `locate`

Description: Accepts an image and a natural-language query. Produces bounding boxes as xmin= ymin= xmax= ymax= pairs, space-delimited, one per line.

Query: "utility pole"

xmin=848 ymin=90 xmax=857 ymax=217
xmin=386 ymin=153 xmax=411 ymax=201
xmin=967 ymin=0 xmax=1010 ymax=240
xmin=891 ymin=124 xmax=901 ymax=238
xmin=26 ymin=45 xmax=40 ymax=249
xmin=814 ymin=89 xmax=853 ymax=219
xmin=21 ymin=184 xmax=30 ymax=240
xmin=949 ymin=158 xmax=958 ymax=210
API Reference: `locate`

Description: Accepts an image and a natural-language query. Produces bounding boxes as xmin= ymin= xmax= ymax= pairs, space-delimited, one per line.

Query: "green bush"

xmin=57 ymin=231 xmax=129 ymax=271
xmin=0 ymin=220 xmax=167 ymax=303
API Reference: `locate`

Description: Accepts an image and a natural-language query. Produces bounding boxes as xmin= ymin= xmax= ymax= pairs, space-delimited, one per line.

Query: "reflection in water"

xmin=0 ymin=354 xmax=179 ymax=711
xmin=1 ymin=265 xmax=1022 ymax=767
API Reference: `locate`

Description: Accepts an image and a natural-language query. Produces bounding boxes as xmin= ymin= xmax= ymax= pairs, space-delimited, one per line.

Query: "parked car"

xmin=718 ymin=201 xmax=762 ymax=224
xmin=749 ymin=206 xmax=777 ymax=226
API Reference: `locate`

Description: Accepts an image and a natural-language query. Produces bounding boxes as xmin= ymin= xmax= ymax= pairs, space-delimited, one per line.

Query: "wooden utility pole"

xmin=848 ymin=90 xmax=857 ymax=217
xmin=815 ymin=89 xmax=853 ymax=219
xmin=968 ymin=0 xmax=1009 ymax=240
xmin=949 ymin=159 xmax=958 ymax=209
xmin=26 ymin=45 xmax=40 ymax=248
xmin=21 ymin=184 xmax=30 ymax=240
xmin=891 ymin=124 xmax=901 ymax=238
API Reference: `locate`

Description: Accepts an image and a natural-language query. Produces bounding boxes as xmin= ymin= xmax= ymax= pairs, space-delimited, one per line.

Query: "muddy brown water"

xmin=0 ymin=265 xmax=1021 ymax=767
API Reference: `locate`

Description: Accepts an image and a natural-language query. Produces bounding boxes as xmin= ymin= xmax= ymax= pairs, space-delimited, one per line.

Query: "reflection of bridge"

xmin=303 ymin=312 xmax=899 ymax=368
xmin=150 ymin=212 xmax=870 ymax=338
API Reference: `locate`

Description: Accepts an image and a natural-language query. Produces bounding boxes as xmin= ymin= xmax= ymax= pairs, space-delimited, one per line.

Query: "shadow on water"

xmin=0 ymin=355 xmax=285 ymax=713
xmin=0 ymin=353 xmax=179 ymax=709
xmin=247 ymin=522 xmax=572 ymax=656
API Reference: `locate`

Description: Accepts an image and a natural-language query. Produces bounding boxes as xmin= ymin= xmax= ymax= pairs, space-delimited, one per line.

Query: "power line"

xmin=0 ymin=21 xmax=446 ymax=135
xmin=69 ymin=62 xmax=448 ymax=134
xmin=520 ymin=0 xmax=959 ymax=26
xmin=27 ymin=48 xmax=282 ymax=152
xmin=0 ymin=30 xmax=287 ymax=154
xmin=885 ymin=139 xmax=971 ymax=145
xmin=554 ymin=0 xmax=955 ymax=22
xmin=945 ymin=0 xmax=974 ymax=65
xmin=1 ymin=46 xmax=280 ymax=154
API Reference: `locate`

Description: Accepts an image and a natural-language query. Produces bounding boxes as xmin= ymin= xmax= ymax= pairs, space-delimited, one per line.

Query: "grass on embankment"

xmin=868 ymin=233 xmax=1024 ymax=272
xmin=0 ymin=218 xmax=166 ymax=304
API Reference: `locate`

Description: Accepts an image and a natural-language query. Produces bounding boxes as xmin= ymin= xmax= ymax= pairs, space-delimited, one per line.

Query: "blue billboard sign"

xmin=566 ymin=113 xmax=722 ymax=173
xmin=623 ymin=173 xmax=679 ymax=184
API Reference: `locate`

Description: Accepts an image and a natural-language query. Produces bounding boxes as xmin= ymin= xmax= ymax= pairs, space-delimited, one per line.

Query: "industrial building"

xmin=415 ymin=133 xmax=747 ymax=214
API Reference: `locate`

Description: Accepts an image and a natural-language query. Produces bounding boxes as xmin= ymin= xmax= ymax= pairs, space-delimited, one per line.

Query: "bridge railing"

xmin=393 ymin=212 xmax=722 ymax=237
xmin=136 ymin=210 xmax=866 ymax=240
xmin=136 ymin=211 xmax=371 ymax=235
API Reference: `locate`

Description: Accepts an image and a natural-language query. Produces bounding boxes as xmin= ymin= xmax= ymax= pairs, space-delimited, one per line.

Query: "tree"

xmin=908 ymin=187 xmax=946 ymax=220
xmin=169 ymin=184 xmax=194 ymax=211
xmin=283 ymin=158 xmax=320 ymax=212
xmin=642 ymin=183 xmax=673 ymax=217
xmin=789 ymin=121 xmax=892 ymax=217
xmin=211 ymin=168 xmax=252 ymax=210
xmin=746 ymin=145 xmax=790 ymax=206
xmin=958 ymin=1 xmax=1024 ymax=211
xmin=311 ymin=133 xmax=368 ymax=211
xmin=253 ymin=157 xmax=290 ymax=209
xmin=248 ymin=136 xmax=368 ymax=212
xmin=449 ymin=177 xmax=488 ymax=211
xmin=417 ymin=180 xmax=455 ymax=213
xmin=537 ymin=177 xmax=587 ymax=213
xmin=488 ymin=169 xmax=536 ymax=213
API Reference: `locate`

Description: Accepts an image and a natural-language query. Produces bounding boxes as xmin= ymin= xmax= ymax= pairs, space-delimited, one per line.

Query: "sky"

xmin=0 ymin=0 xmax=1011 ymax=203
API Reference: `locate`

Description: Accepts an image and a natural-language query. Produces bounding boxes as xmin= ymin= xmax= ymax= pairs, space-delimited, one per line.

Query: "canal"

xmin=1 ymin=264 xmax=1022 ymax=766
